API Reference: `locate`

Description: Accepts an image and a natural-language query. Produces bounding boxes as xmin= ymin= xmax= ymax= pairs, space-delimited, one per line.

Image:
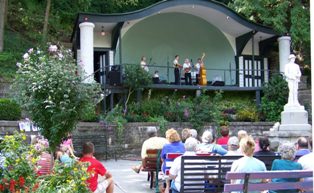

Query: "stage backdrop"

xmin=116 ymin=12 xmax=236 ymax=85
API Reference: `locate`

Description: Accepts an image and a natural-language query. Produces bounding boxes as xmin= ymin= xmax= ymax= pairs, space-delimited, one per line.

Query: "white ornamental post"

xmin=79 ymin=22 xmax=95 ymax=83
xmin=277 ymin=36 xmax=291 ymax=74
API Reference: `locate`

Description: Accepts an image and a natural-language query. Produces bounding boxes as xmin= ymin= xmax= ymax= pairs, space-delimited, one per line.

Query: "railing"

xmin=102 ymin=63 xmax=279 ymax=88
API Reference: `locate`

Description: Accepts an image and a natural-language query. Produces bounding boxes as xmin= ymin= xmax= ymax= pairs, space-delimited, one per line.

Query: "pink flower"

xmin=28 ymin=48 xmax=34 ymax=54
xmin=48 ymin=45 xmax=58 ymax=52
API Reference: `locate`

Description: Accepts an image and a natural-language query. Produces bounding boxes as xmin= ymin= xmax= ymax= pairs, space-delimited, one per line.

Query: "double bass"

xmin=199 ymin=53 xmax=207 ymax=86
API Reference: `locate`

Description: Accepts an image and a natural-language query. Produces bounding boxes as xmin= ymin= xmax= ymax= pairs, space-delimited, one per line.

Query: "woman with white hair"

xmin=271 ymin=142 xmax=302 ymax=193
xmin=197 ymin=130 xmax=227 ymax=155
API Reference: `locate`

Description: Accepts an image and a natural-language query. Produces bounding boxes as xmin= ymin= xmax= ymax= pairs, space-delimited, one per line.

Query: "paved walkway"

xmin=102 ymin=159 xmax=156 ymax=193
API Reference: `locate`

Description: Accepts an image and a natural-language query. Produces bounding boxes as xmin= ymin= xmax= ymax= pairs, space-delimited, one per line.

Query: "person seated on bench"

xmin=298 ymin=138 xmax=314 ymax=193
xmin=254 ymin=136 xmax=276 ymax=156
xmin=295 ymin=137 xmax=311 ymax=157
xmin=217 ymin=126 xmax=230 ymax=146
xmin=197 ymin=130 xmax=227 ymax=155
xmin=181 ymin=128 xmax=191 ymax=143
xmin=271 ymin=142 xmax=303 ymax=193
xmin=132 ymin=127 xmax=168 ymax=173
xmin=161 ymin=128 xmax=185 ymax=193
xmin=225 ymin=136 xmax=242 ymax=156
xmin=80 ymin=142 xmax=114 ymax=193
xmin=169 ymin=137 xmax=205 ymax=193
xmin=230 ymin=136 xmax=267 ymax=184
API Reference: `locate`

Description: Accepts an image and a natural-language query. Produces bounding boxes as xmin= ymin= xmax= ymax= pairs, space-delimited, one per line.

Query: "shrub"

xmin=79 ymin=103 xmax=99 ymax=122
xmin=0 ymin=98 xmax=21 ymax=120
xmin=236 ymin=108 xmax=259 ymax=122
xmin=261 ymin=74 xmax=288 ymax=121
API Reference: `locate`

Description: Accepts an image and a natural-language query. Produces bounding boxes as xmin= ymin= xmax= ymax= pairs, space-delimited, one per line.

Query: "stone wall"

xmin=0 ymin=120 xmax=297 ymax=159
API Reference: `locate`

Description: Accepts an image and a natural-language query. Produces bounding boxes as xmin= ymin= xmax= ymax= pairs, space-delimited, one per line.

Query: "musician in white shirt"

xmin=183 ymin=58 xmax=192 ymax=85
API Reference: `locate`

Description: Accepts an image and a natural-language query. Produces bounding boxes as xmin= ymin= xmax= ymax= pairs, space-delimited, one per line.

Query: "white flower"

xmin=58 ymin=53 xmax=64 ymax=59
xmin=28 ymin=48 xmax=34 ymax=54
xmin=16 ymin=62 xmax=22 ymax=68
xmin=23 ymin=53 xmax=29 ymax=60
xmin=48 ymin=45 xmax=58 ymax=52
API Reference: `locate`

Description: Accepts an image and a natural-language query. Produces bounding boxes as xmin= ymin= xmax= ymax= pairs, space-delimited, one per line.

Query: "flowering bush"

xmin=0 ymin=132 xmax=38 ymax=193
xmin=13 ymin=44 xmax=101 ymax=151
xmin=34 ymin=161 xmax=91 ymax=193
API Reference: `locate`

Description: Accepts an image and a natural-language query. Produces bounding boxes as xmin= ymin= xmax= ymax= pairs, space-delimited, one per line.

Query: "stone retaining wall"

xmin=0 ymin=121 xmax=275 ymax=159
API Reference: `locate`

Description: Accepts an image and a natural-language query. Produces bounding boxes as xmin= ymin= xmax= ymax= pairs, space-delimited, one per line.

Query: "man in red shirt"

xmin=80 ymin=142 xmax=114 ymax=193
xmin=216 ymin=126 xmax=230 ymax=146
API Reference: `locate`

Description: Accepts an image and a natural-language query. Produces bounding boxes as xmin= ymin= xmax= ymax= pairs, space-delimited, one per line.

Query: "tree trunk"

xmin=42 ymin=0 xmax=51 ymax=42
xmin=0 ymin=0 xmax=6 ymax=52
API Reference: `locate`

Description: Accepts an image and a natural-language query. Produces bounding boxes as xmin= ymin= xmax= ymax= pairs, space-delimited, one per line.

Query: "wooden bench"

xmin=142 ymin=149 xmax=162 ymax=190
xmin=179 ymin=155 xmax=283 ymax=193
xmin=224 ymin=170 xmax=313 ymax=193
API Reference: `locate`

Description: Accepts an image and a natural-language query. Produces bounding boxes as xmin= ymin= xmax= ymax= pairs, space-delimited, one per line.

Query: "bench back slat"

xmin=224 ymin=181 xmax=313 ymax=192
xmin=226 ymin=170 xmax=313 ymax=179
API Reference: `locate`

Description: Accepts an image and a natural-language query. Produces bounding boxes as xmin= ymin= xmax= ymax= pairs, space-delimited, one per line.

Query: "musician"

xmin=173 ymin=55 xmax=182 ymax=85
xmin=183 ymin=58 xmax=192 ymax=85
xmin=140 ymin=56 xmax=149 ymax=72
xmin=194 ymin=58 xmax=201 ymax=85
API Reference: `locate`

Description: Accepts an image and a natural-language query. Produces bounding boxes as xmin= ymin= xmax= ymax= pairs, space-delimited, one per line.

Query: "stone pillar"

xmin=79 ymin=22 xmax=95 ymax=83
xmin=278 ymin=36 xmax=291 ymax=73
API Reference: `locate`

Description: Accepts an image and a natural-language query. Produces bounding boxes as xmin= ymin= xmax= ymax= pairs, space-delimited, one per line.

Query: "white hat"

xmin=288 ymin=54 xmax=296 ymax=60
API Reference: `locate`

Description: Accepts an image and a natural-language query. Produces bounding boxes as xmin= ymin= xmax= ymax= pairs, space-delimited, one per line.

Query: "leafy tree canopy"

xmin=229 ymin=0 xmax=310 ymax=64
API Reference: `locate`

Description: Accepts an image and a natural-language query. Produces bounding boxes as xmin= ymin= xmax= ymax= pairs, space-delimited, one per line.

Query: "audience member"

xmin=132 ymin=127 xmax=168 ymax=173
xmin=169 ymin=137 xmax=205 ymax=193
xmin=217 ymin=126 xmax=230 ymax=146
xmin=237 ymin=130 xmax=248 ymax=142
xmin=189 ymin=129 xmax=198 ymax=139
xmin=161 ymin=128 xmax=185 ymax=193
xmin=59 ymin=145 xmax=74 ymax=166
xmin=254 ymin=136 xmax=276 ymax=156
xmin=197 ymin=130 xmax=227 ymax=155
xmin=225 ymin=136 xmax=242 ymax=156
xmin=181 ymin=128 xmax=191 ymax=143
xmin=271 ymin=142 xmax=302 ymax=193
xmin=61 ymin=133 xmax=76 ymax=158
xmin=298 ymin=140 xmax=313 ymax=192
xmin=161 ymin=128 xmax=185 ymax=173
xmin=295 ymin=137 xmax=311 ymax=157
xmin=230 ymin=136 xmax=267 ymax=185
xmin=80 ymin=142 xmax=114 ymax=193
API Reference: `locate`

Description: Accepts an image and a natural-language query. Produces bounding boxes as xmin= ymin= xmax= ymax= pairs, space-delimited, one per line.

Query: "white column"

xmin=79 ymin=22 xmax=95 ymax=83
xmin=278 ymin=36 xmax=291 ymax=73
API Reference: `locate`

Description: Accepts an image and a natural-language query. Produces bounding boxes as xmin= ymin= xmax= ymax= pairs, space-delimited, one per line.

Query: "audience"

xmin=169 ymin=137 xmax=205 ymax=193
xmin=230 ymin=136 xmax=267 ymax=184
xmin=217 ymin=126 xmax=230 ymax=146
xmin=189 ymin=129 xmax=198 ymax=140
xmin=181 ymin=128 xmax=191 ymax=143
xmin=80 ymin=142 xmax=114 ymax=193
xmin=225 ymin=136 xmax=242 ymax=155
xmin=237 ymin=130 xmax=248 ymax=142
xmin=271 ymin=142 xmax=302 ymax=193
xmin=298 ymin=138 xmax=313 ymax=193
xmin=132 ymin=127 xmax=168 ymax=173
xmin=197 ymin=130 xmax=227 ymax=155
xmin=254 ymin=136 xmax=276 ymax=156
xmin=161 ymin=128 xmax=185 ymax=193
xmin=295 ymin=137 xmax=311 ymax=157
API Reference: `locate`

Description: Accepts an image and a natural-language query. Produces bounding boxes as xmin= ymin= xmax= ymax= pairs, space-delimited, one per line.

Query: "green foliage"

xmin=148 ymin=116 xmax=168 ymax=137
xmin=236 ymin=108 xmax=259 ymax=122
xmin=79 ymin=103 xmax=99 ymax=122
xmin=0 ymin=98 xmax=21 ymax=120
xmin=261 ymin=75 xmax=288 ymax=121
xmin=12 ymin=44 xmax=101 ymax=151
xmin=104 ymin=105 xmax=127 ymax=144
xmin=123 ymin=64 xmax=152 ymax=90
xmin=0 ymin=132 xmax=38 ymax=192
xmin=34 ymin=161 xmax=91 ymax=193
xmin=229 ymin=0 xmax=310 ymax=64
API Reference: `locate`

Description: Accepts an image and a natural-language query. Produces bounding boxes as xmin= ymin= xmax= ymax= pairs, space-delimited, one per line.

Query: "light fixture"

xmin=101 ymin=26 xmax=105 ymax=36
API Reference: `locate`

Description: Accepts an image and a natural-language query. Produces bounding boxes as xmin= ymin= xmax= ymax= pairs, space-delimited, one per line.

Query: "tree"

xmin=13 ymin=44 xmax=101 ymax=151
xmin=123 ymin=64 xmax=152 ymax=114
xmin=229 ymin=0 xmax=310 ymax=64
xmin=42 ymin=0 xmax=51 ymax=42
xmin=0 ymin=0 xmax=6 ymax=52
